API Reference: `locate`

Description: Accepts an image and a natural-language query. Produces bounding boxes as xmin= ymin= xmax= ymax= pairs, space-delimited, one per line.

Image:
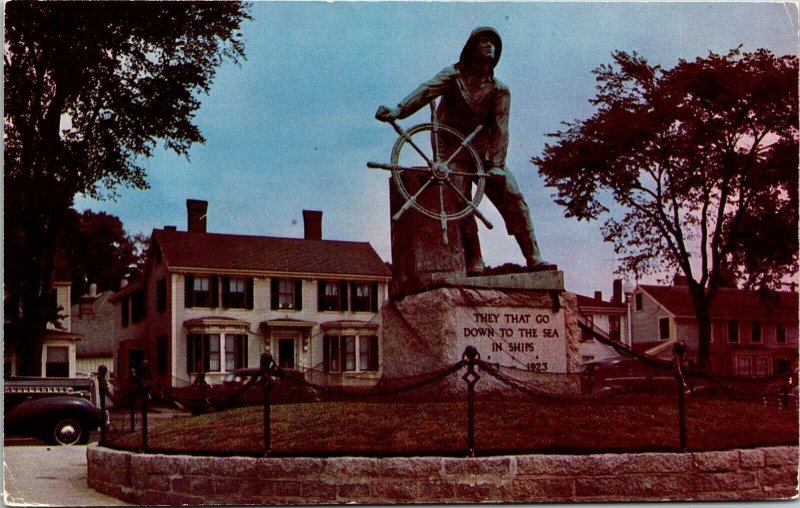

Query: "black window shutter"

xmin=370 ymin=283 xmax=379 ymax=312
xmin=294 ymin=279 xmax=303 ymax=310
xmin=323 ymin=336 xmax=330 ymax=372
xmin=270 ymin=279 xmax=279 ymax=310
xmin=211 ymin=276 xmax=219 ymax=308
xmin=186 ymin=335 xmax=193 ymax=374
xmin=246 ymin=278 xmax=254 ymax=309
xmin=185 ymin=275 xmax=194 ymax=308
xmin=221 ymin=276 xmax=230 ymax=308
xmin=370 ymin=336 xmax=380 ymax=371
xmin=340 ymin=281 xmax=349 ymax=311
xmin=318 ymin=280 xmax=325 ymax=311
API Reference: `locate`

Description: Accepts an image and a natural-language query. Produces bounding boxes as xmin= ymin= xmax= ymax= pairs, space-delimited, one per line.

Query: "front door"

xmin=278 ymin=338 xmax=296 ymax=369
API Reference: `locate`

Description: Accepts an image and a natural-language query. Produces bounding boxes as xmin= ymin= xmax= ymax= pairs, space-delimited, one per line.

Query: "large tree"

xmin=4 ymin=2 xmax=249 ymax=374
xmin=534 ymin=48 xmax=798 ymax=370
xmin=61 ymin=210 xmax=147 ymax=303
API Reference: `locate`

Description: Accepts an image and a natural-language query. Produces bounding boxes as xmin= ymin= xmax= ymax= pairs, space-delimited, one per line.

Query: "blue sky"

xmin=75 ymin=2 xmax=799 ymax=297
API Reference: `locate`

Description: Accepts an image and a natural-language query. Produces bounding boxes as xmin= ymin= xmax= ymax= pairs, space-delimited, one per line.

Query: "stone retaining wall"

xmin=87 ymin=446 xmax=798 ymax=504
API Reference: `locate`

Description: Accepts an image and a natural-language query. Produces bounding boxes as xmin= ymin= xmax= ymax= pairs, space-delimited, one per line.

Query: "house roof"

xmin=639 ymin=285 xmax=799 ymax=321
xmin=152 ymin=229 xmax=391 ymax=279
xmin=575 ymin=293 xmax=626 ymax=313
xmin=71 ymin=291 xmax=115 ymax=356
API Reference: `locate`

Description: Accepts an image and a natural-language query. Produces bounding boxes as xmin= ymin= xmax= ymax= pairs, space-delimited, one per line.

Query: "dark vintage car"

xmin=4 ymin=377 xmax=106 ymax=445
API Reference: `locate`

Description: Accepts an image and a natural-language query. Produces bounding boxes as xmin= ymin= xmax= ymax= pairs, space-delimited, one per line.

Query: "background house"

xmin=4 ymin=255 xmax=82 ymax=378
xmin=110 ymin=200 xmax=391 ymax=388
xmin=71 ymin=286 xmax=116 ymax=377
xmin=630 ymin=278 xmax=798 ymax=376
xmin=575 ymin=280 xmax=629 ymax=365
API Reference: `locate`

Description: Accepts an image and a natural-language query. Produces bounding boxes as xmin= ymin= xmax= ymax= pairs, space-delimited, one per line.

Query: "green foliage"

xmin=61 ymin=210 xmax=147 ymax=302
xmin=533 ymin=48 xmax=798 ymax=368
xmin=4 ymin=1 xmax=250 ymax=374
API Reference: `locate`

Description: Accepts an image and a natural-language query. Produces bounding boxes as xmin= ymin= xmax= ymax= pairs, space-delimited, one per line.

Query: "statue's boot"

xmin=463 ymin=216 xmax=485 ymax=276
xmin=515 ymin=231 xmax=557 ymax=272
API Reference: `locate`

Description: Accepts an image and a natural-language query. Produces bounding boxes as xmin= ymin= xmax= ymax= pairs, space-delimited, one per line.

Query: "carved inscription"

xmin=459 ymin=307 xmax=567 ymax=372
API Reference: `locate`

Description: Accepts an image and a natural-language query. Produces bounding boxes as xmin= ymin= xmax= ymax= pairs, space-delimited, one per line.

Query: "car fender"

xmin=6 ymin=395 xmax=101 ymax=429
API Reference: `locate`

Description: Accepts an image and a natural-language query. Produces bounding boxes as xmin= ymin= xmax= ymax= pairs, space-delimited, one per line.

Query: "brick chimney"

xmin=303 ymin=210 xmax=323 ymax=240
xmin=594 ymin=291 xmax=603 ymax=301
xmin=612 ymin=279 xmax=623 ymax=304
xmin=187 ymin=199 xmax=208 ymax=233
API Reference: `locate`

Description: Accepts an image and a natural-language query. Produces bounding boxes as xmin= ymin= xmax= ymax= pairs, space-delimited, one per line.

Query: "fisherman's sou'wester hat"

xmin=459 ymin=26 xmax=502 ymax=68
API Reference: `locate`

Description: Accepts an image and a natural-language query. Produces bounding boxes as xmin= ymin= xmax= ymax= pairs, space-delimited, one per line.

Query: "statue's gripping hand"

xmin=375 ymin=105 xmax=400 ymax=123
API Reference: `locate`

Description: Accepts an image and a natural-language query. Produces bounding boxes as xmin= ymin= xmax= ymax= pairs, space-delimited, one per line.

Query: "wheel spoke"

xmin=392 ymin=178 xmax=434 ymax=222
xmin=389 ymin=120 xmax=433 ymax=166
xmin=367 ymin=162 xmax=432 ymax=173
xmin=430 ymin=101 xmax=440 ymax=162
xmin=444 ymin=124 xmax=484 ymax=166
xmin=448 ymin=169 xmax=486 ymax=179
xmin=439 ymin=184 xmax=448 ymax=246
xmin=445 ymin=179 xmax=494 ymax=229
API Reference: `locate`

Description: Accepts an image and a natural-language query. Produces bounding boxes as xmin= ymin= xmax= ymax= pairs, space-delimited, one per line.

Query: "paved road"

xmin=3 ymin=444 xmax=130 ymax=506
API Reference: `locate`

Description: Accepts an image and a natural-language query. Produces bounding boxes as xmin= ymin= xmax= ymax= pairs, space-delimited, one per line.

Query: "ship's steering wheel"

xmin=367 ymin=101 xmax=493 ymax=245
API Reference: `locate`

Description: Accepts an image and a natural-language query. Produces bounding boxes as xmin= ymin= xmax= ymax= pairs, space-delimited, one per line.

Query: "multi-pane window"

xmin=222 ymin=277 xmax=253 ymax=309
xmin=609 ymin=316 xmax=621 ymax=341
xmin=318 ymin=281 xmax=348 ymax=311
xmin=659 ymin=317 xmax=670 ymax=340
xmin=193 ymin=277 xmax=212 ymax=307
xmin=324 ymin=335 xmax=378 ymax=372
xmin=728 ymin=320 xmax=740 ymax=343
xmin=225 ymin=334 xmax=248 ymax=371
xmin=272 ymin=279 xmax=302 ymax=310
xmin=750 ymin=320 xmax=762 ymax=343
xmin=45 ymin=346 xmax=69 ymax=377
xmin=776 ymin=322 xmax=787 ymax=344
xmin=351 ymin=283 xmax=375 ymax=312
xmin=187 ymin=333 xmax=221 ymax=373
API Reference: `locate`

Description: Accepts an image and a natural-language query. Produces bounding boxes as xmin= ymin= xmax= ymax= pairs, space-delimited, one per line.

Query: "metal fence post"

xmin=673 ymin=342 xmax=688 ymax=452
xmin=260 ymin=352 xmax=276 ymax=456
xmin=137 ymin=360 xmax=152 ymax=452
xmin=462 ymin=345 xmax=481 ymax=458
xmin=97 ymin=365 xmax=109 ymax=446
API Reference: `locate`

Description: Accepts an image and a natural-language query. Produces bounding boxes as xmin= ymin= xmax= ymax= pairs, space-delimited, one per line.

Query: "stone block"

xmin=453 ymin=481 xmax=506 ymax=502
xmin=258 ymin=457 xmax=326 ymax=479
xmin=443 ymin=457 xmax=511 ymax=477
xmin=575 ymin=474 xmax=692 ymax=499
xmin=190 ymin=477 xmax=216 ymax=496
xmin=422 ymin=481 xmax=457 ymax=501
xmin=693 ymin=471 xmax=758 ymax=492
xmin=300 ymin=480 xmax=337 ymax=501
xmin=693 ymin=450 xmax=739 ymax=472
xmin=184 ymin=456 xmax=258 ymax=477
xmin=379 ymin=457 xmax=442 ymax=478
xmin=213 ymin=478 xmax=243 ymax=496
xmin=760 ymin=467 xmax=799 ymax=489
xmin=337 ymin=482 xmax=372 ymax=500
xmin=507 ymin=478 xmax=574 ymax=500
xmin=146 ymin=474 xmax=171 ymax=492
xmin=516 ymin=455 xmax=580 ymax=476
xmin=739 ymin=449 xmax=765 ymax=469
xmin=274 ymin=480 xmax=303 ymax=497
xmin=371 ymin=479 xmax=421 ymax=501
xmin=171 ymin=476 xmax=192 ymax=494
xmin=765 ymin=447 xmax=799 ymax=468
xmin=322 ymin=458 xmax=379 ymax=479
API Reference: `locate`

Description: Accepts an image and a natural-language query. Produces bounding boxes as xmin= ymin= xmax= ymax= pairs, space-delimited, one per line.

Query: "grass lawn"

xmin=106 ymin=394 xmax=798 ymax=456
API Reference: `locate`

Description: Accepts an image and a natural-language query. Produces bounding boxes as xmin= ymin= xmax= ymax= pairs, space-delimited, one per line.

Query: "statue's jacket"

xmin=394 ymin=63 xmax=510 ymax=170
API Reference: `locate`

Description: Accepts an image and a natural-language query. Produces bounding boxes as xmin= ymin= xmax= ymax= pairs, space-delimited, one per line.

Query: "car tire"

xmin=50 ymin=417 xmax=84 ymax=446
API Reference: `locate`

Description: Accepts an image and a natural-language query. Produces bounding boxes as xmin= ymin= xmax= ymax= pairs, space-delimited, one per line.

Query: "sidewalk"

xmin=3 ymin=445 xmax=130 ymax=506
